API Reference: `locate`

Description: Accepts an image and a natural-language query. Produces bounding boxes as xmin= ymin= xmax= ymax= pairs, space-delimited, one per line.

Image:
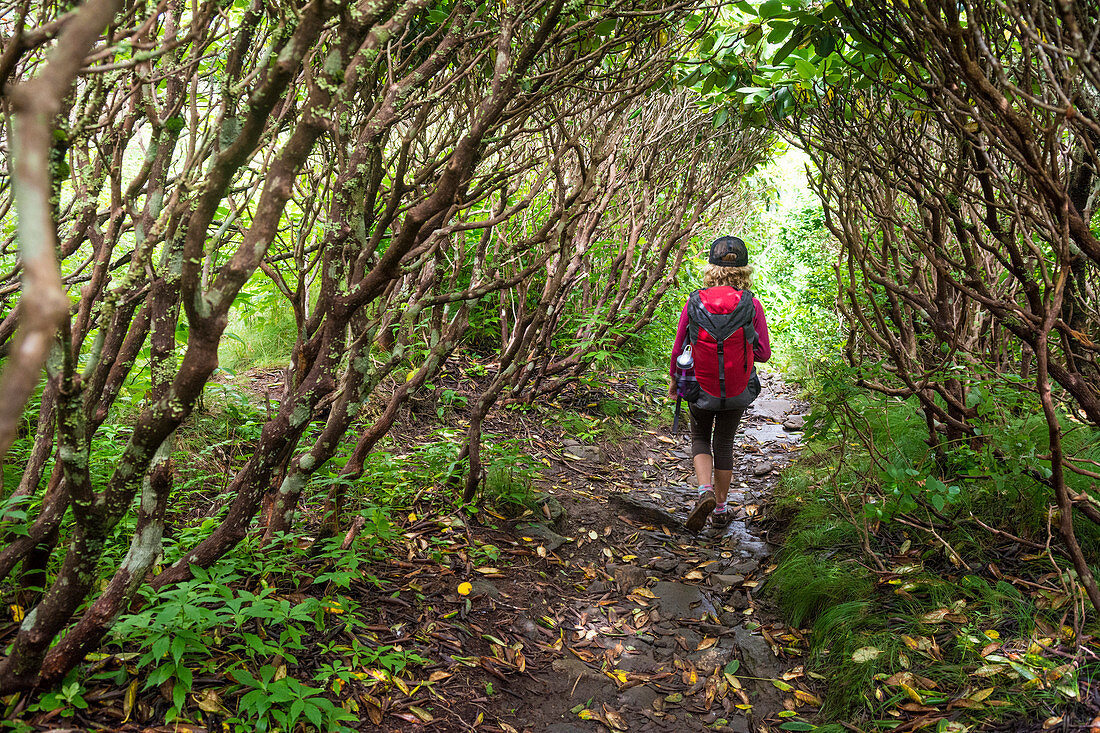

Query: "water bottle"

xmin=676 ymin=344 xmax=694 ymax=396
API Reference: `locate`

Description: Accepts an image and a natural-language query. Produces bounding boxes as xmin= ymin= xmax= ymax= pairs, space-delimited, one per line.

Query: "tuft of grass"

xmin=768 ymin=387 xmax=1099 ymax=725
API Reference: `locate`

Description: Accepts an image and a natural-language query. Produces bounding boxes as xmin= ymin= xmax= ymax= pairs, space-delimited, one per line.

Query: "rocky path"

xmin=510 ymin=373 xmax=815 ymax=733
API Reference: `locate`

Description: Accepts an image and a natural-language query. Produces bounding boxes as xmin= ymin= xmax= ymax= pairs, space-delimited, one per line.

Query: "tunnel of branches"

xmin=0 ymin=0 xmax=1099 ymax=704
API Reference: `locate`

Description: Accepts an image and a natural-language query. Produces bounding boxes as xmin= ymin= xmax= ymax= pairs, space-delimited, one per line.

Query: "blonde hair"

xmin=703 ymin=263 xmax=754 ymax=290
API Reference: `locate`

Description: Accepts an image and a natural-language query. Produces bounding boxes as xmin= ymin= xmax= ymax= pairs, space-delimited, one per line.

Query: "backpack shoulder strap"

xmin=735 ymin=289 xmax=757 ymax=345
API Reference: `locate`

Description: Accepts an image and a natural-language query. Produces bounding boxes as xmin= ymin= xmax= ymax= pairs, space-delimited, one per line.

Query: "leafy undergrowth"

xmin=2 ymin=362 xmax=672 ymax=732
xmin=765 ymin=388 xmax=1100 ymax=732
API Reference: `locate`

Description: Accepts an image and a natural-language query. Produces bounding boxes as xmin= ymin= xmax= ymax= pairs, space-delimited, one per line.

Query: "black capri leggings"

xmin=689 ymin=405 xmax=744 ymax=471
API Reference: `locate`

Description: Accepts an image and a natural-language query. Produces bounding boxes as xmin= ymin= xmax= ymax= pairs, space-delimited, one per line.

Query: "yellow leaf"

xmin=697 ymin=637 xmax=718 ymax=651
xmin=794 ymin=689 xmax=822 ymax=707
xmin=684 ymin=570 xmax=704 ymax=581
xmin=9 ymin=604 xmax=23 ymax=623
xmin=475 ymin=567 xmax=502 ymax=575
xmin=458 ymin=582 xmax=473 ymax=596
xmin=970 ymin=687 xmax=995 ymax=702
xmin=899 ymin=682 xmax=923 ymax=704
xmin=409 ymin=706 xmax=434 ymax=723
xmin=122 ymin=679 xmax=139 ymax=722
xmin=393 ymin=676 xmax=411 ymax=696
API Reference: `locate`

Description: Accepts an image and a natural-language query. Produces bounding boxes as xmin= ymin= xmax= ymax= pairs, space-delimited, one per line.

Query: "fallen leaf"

xmin=457 ymin=582 xmax=472 ymax=596
xmin=969 ymin=687 xmax=994 ymax=702
xmin=852 ymin=646 xmax=882 ymax=663
xmin=973 ymin=664 xmax=1007 ymax=677
xmin=408 ymin=706 xmax=434 ymax=723
xmin=793 ymin=689 xmax=822 ymax=706
xmin=922 ymin=608 xmax=968 ymax=624
xmin=697 ymin=637 xmax=718 ymax=651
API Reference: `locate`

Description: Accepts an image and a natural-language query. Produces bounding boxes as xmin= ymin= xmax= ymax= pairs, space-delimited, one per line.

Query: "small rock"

xmin=731 ymin=625 xmax=776 ymax=677
xmin=613 ymin=494 xmax=681 ymax=528
xmin=551 ymin=657 xmax=605 ymax=683
xmin=470 ymin=579 xmax=500 ymax=598
xmin=563 ymin=444 xmax=603 ymax=462
xmin=752 ymin=461 xmax=774 ymax=476
xmin=534 ymin=494 xmax=567 ymax=528
xmin=674 ymin=628 xmax=703 ymax=651
xmin=618 ymin=684 xmax=659 ymax=710
xmin=711 ymin=573 xmax=745 ymax=588
xmin=586 ymin=580 xmax=608 ymax=595
xmin=725 ymin=590 xmax=751 ymax=610
xmin=608 ymin=563 xmax=648 ymax=590
xmin=651 ymin=581 xmax=717 ymax=620
xmin=511 ymin=616 xmax=542 ymax=640
xmin=649 ymin=556 xmax=679 ymax=572
xmin=782 ymin=415 xmax=805 ymax=431
xmin=618 ymin=650 xmax=658 ymax=673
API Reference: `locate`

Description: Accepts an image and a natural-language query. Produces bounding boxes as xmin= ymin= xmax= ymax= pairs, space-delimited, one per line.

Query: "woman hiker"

xmin=669 ymin=236 xmax=771 ymax=532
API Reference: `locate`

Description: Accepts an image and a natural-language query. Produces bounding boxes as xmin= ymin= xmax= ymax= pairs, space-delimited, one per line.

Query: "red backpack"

xmin=687 ymin=287 xmax=757 ymax=409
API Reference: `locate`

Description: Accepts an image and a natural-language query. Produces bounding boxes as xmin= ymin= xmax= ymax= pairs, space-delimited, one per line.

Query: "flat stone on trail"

xmin=612 ymin=493 xmax=680 ymax=528
xmin=562 ymin=441 xmax=603 ymax=462
xmin=551 ymin=657 xmax=607 ymax=683
xmin=710 ymin=573 xmax=745 ymax=588
xmin=731 ymin=625 xmax=776 ymax=677
xmin=752 ymin=462 xmax=774 ymax=476
xmin=750 ymin=396 xmax=795 ymax=422
xmin=651 ymin=581 xmax=716 ymax=620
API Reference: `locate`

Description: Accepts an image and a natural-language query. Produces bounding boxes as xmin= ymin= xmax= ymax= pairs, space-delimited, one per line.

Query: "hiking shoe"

xmin=685 ymin=490 xmax=716 ymax=533
xmin=711 ymin=510 xmax=734 ymax=527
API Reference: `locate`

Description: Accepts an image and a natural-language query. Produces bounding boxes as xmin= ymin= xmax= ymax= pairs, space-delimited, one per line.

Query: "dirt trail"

xmin=503 ymin=372 xmax=812 ymax=732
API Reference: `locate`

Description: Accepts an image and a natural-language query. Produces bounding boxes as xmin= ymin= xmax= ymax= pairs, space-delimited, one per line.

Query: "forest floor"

xmin=25 ymin=365 xmax=1094 ymax=732
xmin=316 ymin=370 xmax=813 ymax=733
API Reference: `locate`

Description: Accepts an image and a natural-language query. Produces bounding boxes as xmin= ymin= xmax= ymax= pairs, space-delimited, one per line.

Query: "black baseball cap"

xmin=708 ymin=236 xmax=748 ymax=267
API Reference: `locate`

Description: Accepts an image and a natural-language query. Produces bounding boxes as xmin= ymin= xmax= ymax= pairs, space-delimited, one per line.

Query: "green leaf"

xmin=593 ymin=18 xmax=617 ymax=35
xmin=780 ymin=723 xmax=816 ymax=732
xmin=760 ymin=0 xmax=786 ymax=19
xmin=773 ymin=32 xmax=804 ymax=65
xmin=794 ymin=58 xmax=817 ymax=80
